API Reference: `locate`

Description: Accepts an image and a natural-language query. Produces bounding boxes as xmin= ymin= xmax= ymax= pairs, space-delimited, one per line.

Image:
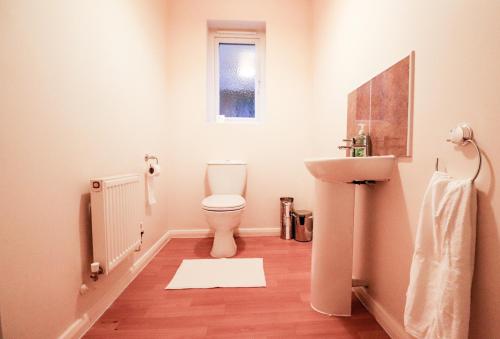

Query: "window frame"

xmin=207 ymin=31 xmax=265 ymax=123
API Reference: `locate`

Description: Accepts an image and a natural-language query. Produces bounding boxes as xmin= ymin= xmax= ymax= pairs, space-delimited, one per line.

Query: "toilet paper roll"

xmin=147 ymin=164 xmax=160 ymax=205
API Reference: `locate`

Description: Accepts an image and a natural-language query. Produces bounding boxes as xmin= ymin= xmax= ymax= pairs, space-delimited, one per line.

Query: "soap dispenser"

xmin=353 ymin=123 xmax=371 ymax=157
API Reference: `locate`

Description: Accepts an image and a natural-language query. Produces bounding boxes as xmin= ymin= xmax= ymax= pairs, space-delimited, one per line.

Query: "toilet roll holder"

xmin=145 ymin=154 xmax=159 ymax=166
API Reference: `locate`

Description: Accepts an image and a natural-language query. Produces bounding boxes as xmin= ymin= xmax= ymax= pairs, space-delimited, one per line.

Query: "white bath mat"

xmin=165 ymin=258 xmax=266 ymax=289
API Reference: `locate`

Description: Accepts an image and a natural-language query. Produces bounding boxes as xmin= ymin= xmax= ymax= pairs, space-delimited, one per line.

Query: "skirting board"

xmin=58 ymin=230 xmax=171 ymax=339
xmin=353 ymin=287 xmax=411 ymax=339
xmin=167 ymin=227 xmax=281 ymax=238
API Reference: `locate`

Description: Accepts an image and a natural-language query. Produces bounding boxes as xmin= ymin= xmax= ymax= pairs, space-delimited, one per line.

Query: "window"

xmin=208 ymin=29 xmax=265 ymax=122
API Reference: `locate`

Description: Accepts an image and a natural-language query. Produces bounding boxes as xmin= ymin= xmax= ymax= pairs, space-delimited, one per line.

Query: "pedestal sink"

xmin=304 ymin=155 xmax=396 ymax=316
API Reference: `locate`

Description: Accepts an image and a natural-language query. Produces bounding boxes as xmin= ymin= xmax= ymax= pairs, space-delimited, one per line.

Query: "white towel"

xmin=404 ymin=171 xmax=477 ymax=339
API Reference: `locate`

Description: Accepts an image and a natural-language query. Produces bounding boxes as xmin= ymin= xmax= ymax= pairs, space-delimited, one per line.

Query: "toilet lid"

xmin=202 ymin=194 xmax=246 ymax=211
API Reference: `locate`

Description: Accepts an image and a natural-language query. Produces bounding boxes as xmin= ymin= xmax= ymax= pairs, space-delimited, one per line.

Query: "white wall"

xmin=0 ymin=1 xmax=170 ymax=338
xmin=0 ymin=0 xmax=315 ymax=337
xmin=4 ymin=0 xmax=498 ymax=337
xmin=312 ymin=0 xmax=500 ymax=337
xmin=164 ymin=0 xmax=314 ymax=231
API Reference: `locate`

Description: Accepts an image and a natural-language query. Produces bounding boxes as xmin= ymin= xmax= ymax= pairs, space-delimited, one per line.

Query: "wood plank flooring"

xmin=85 ymin=237 xmax=389 ymax=338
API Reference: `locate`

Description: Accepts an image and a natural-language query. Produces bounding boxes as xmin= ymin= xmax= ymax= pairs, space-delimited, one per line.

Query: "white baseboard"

xmin=57 ymin=314 xmax=90 ymax=339
xmin=236 ymin=227 xmax=280 ymax=237
xmin=167 ymin=228 xmax=213 ymax=238
xmin=353 ymin=287 xmax=411 ymax=339
xmin=168 ymin=227 xmax=280 ymax=238
xmin=58 ymin=230 xmax=171 ymax=339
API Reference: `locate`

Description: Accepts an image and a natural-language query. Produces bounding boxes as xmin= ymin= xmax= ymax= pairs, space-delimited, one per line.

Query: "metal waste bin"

xmin=280 ymin=197 xmax=294 ymax=240
xmin=293 ymin=210 xmax=313 ymax=242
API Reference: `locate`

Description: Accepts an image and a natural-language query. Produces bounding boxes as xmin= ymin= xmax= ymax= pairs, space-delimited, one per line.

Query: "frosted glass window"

xmin=218 ymin=43 xmax=256 ymax=118
xmin=207 ymin=30 xmax=264 ymax=122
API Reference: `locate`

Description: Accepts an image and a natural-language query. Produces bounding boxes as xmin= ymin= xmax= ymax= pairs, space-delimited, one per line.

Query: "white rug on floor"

xmin=165 ymin=258 xmax=266 ymax=289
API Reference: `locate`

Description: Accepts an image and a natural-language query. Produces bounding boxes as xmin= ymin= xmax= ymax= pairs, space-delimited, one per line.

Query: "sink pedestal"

xmin=311 ymin=180 xmax=355 ymax=316
xmin=304 ymin=155 xmax=395 ymax=316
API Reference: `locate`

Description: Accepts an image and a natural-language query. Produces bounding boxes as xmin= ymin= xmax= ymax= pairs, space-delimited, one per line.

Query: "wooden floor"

xmin=85 ymin=237 xmax=389 ymax=338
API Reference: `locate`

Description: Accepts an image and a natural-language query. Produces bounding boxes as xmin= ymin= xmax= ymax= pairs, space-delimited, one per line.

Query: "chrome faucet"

xmin=338 ymin=137 xmax=371 ymax=157
xmin=338 ymin=138 xmax=355 ymax=156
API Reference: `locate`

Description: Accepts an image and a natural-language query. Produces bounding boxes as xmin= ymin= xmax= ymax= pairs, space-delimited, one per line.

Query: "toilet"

xmin=202 ymin=160 xmax=247 ymax=258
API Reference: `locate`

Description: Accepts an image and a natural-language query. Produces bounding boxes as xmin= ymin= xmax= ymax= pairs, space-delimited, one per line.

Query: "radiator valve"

xmin=90 ymin=262 xmax=103 ymax=281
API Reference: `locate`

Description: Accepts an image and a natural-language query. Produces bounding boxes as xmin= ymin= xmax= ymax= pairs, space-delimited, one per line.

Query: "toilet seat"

xmin=202 ymin=194 xmax=246 ymax=211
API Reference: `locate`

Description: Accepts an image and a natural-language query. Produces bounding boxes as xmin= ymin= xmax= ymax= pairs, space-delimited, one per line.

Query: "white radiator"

xmin=90 ymin=174 xmax=142 ymax=275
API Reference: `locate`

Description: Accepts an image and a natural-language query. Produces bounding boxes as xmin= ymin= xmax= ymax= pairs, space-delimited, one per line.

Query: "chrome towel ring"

xmin=435 ymin=124 xmax=482 ymax=183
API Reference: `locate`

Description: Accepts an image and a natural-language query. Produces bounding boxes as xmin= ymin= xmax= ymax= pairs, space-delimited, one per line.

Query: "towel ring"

xmin=435 ymin=123 xmax=482 ymax=183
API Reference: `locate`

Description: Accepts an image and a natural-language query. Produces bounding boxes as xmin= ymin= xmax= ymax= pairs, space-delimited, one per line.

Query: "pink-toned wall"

xmin=0 ymin=1 xmax=171 ymax=338
xmin=312 ymin=0 xmax=500 ymax=337
xmin=3 ymin=0 xmax=497 ymax=337
xmin=164 ymin=0 xmax=314 ymax=231
xmin=0 ymin=0 xmax=314 ymax=337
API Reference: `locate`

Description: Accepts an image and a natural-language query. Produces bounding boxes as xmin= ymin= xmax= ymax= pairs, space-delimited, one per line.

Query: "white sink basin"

xmin=304 ymin=155 xmax=396 ymax=183
xmin=304 ymin=155 xmax=396 ymax=316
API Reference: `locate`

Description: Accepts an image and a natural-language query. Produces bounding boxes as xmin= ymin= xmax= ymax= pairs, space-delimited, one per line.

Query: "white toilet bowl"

xmin=202 ymin=194 xmax=246 ymax=258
